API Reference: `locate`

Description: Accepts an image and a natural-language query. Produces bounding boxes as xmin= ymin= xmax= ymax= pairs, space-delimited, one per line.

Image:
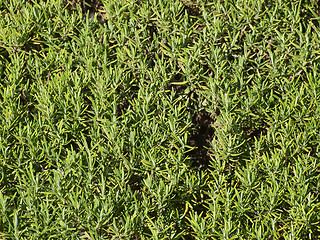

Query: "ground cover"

xmin=1 ymin=0 xmax=320 ymax=239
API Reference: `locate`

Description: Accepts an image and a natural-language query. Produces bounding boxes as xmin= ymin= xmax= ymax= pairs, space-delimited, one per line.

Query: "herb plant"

xmin=1 ymin=0 xmax=320 ymax=239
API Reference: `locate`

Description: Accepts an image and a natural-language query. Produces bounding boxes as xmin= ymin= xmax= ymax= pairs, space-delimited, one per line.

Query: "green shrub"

xmin=1 ymin=0 xmax=320 ymax=239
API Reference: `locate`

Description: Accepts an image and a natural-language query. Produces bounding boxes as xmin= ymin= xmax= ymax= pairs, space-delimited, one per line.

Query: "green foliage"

xmin=1 ymin=0 xmax=320 ymax=238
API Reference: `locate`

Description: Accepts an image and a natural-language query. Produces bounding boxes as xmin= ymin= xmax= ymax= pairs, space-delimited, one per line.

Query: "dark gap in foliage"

xmin=187 ymin=109 xmax=215 ymax=170
xmin=0 ymin=5 xmax=5 ymax=12
xmin=19 ymin=86 xmax=37 ymax=122
xmin=168 ymin=197 xmax=191 ymax=237
xmin=309 ymin=145 xmax=320 ymax=160
xmin=8 ymin=19 xmax=51 ymax=54
xmin=146 ymin=23 xmax=158 ymax=42
xmin=172 ymin=83 xmax=186 ymax=96
xmin=242 ymin=117 xmax=268 ymax=141
xmin=62 ymin=123 xmax=92 ymax=156
xmin=0 ymin=47 xmax=10 ymax=88
xmin=63 ymin=0 xmax=105 ymax=23
xmin=247 ymin=127 xmax=267 ymax=139
xmin=201 ymin=62 xmax=213 ymax=79
xmin=23 ymin=41 xmax=48 ymax=53
xmin=299 ymin=0 xmax=320 ymax=30
xmin=174 ymin=72 xmax=183 ymax=82
xmin=166 ymin=65 xmax=216 ymax=171
xmin=128 ymin=173 xmax=143 ymax=191
xmin=116 ymin=102 xmax=128 ymax=117
xmin=183 ymin=234 xmax=195 ymax=240
xmin=0 ymin=46 xmax=9 ymax=61
xmin=116 ymin=79 xmax=139 ymax=117
xmin=179 ymin=0 xmax=202 ymax=17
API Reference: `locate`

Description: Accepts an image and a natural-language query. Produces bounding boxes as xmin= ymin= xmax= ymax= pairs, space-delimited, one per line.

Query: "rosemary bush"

xmin=1 ymin=0 xmax=320 ymax=239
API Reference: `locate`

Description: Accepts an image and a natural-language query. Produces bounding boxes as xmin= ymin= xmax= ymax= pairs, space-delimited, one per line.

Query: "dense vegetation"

xmin=1 ymin=0 xmax=320 ymax=239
